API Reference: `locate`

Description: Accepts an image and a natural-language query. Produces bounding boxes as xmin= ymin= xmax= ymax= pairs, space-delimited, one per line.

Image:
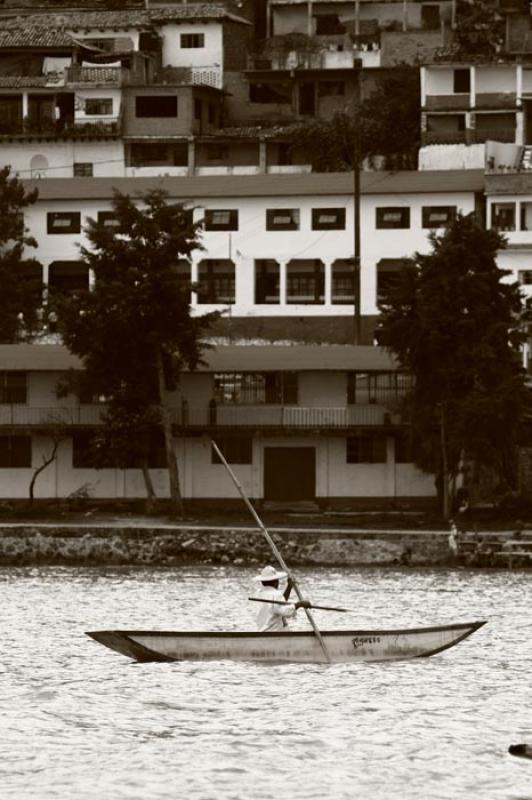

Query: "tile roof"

xmin=0 ymin=344 xmax=396 ymax=372
xmin=2 ymin=4 xmax=251 ymax=31
xmin=0 ymin=75 xmax=51 ymax=87
xmin=0 ymin=28 xmax=77 ymax=48
xmin=25 ymin=170 xmax=486 ymax=201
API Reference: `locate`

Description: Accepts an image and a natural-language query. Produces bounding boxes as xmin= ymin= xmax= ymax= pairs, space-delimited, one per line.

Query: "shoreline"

xmin=0 ymin=523 xmax=521 ymax=567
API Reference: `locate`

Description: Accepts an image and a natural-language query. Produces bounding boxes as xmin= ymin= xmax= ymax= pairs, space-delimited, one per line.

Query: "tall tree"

xmin=288 ymin=67 xmax=420 ymax=172
xmin=378 ymin=213 xmax=528 ymax=518
xmin=56 ymin=189 xmax=216 ymax=515
xmin=0 ymin=166 xmax=43 ymax=342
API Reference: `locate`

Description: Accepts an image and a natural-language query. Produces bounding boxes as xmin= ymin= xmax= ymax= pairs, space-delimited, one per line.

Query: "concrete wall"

xmin=74 ymin=87 xmax=121 ymax=123
xmin=476 ymin=66 xmax=515 ymax=95
xmin=160 ymin=22 xmax=223 ymax=69
xmin=2 ymin=140 xmax=125 ymax=178
xmin=418 ymin=143 xmax=485 ymax=170
xmin=122 ymin=86 xmax=195 ymax=137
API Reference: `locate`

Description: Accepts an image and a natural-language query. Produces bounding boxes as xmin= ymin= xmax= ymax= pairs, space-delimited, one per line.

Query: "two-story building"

xmin=0 ymin=343 xmax=435 ymax=506
xmin=20 ymin=170 xmax=484 ymax=341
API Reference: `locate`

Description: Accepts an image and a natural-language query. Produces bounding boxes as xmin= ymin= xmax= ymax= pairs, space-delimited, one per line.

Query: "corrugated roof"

xmin=0 ymin=344 xmax=396 ymax=372
xmin=25 ymin=171 xmax=485 ymax=201
xmin=2 ymin=5 xmax=251 ymax=30
xmin=0 ymin=28 xmax=77 ymax=48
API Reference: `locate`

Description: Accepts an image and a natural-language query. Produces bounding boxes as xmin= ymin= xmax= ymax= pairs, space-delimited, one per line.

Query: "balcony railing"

xmin=65 ymin=66 xmax=123 ymax=86
xmin=0 ymin=405 xmax=398 ymax=429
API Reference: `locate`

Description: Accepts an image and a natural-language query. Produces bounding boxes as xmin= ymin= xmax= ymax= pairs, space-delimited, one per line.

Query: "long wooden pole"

xmin=211 ymin=439 xmax=332 ymax=663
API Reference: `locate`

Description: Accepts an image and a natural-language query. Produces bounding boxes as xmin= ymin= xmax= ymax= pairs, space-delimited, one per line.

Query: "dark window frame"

xmin=312 ymin=207 xmax=346 ymax=230
xmin=266 ymin=208 xmax=300 ymax=231
xmin=422 ymin=206 xmax=457 ymax=228
xmin=204 ymin=209 xmax=239 ymax=232
xmin=376 ymin=207 xmax=410 ymax=230
xmin=47 ymin=212 xmax=81 ymax=235
xmin=211 ymin=436 xmax=253 ymax=464
xmin=0 ymin=371 xmax=27 ymax=404
xmin=346 ymin=434 xmax=387 ymax=464
xmin=0 ymin=435 xmax=31 ymax=468
xmin=85 ymin=98 xmax=113 ymax=116
xmin=73 ymin=162 xmax=93 ymax=177
xmin=180 ymin=33 xmax=205 ymax=48
xmin=213 ymin=372 xmax=298 ymax=405
xmin=453 ymin=68 xmax=470 ymax=94
xmin=135 ymin=95 xmax=178 ymax=118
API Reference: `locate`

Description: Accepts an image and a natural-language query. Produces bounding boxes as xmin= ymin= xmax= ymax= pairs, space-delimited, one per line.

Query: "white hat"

xmin=253 ymin=565 xmax=287 ymax=583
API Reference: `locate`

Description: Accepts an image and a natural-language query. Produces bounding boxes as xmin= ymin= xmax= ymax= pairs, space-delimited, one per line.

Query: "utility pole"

xmin=353 ymin=68 xmax=362 ymax=346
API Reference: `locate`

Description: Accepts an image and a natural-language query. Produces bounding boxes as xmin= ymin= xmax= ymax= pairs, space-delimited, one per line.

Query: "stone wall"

xmin=0 ymin=526 xmax=450 ymax=566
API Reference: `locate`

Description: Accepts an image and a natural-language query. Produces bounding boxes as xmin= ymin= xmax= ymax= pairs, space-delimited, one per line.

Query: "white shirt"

xmin=255 ymin=586 xmax=296 ymax=632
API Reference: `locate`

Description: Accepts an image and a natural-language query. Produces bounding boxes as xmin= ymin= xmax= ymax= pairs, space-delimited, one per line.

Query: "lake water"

xmin=1 ymin=565 xmax=531 ymax=800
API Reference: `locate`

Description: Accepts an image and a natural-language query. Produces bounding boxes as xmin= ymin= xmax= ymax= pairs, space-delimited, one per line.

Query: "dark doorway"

xmin=298 ymin=83 xmax=316 ymax=116
xmin=525 ymin=101 xmax=532 ymax=145
xmin=264 ymin=447 xmax=316 ymax=501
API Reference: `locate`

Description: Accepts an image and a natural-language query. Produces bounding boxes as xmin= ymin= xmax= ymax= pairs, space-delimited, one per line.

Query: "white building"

xmin=0 ymin=343 xmax=435 ymax=506
xmin=22 ymin=170 xmax=484 ymax=329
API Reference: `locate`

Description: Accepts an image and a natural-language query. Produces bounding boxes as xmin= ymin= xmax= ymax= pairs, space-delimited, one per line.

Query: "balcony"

xmin=421 ymin=130 xmax=468 ymax=145
xmin=0 ymin=117 xmax=120 ymax=139
xmin=0 ymin=405 xmax=398 ymax=430
xmin=65 ymin=66 xmax=123 ymax=87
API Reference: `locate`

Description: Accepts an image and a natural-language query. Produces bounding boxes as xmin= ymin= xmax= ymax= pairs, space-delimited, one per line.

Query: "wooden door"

xmin=264 ymin=447 xmax=316 ymax=501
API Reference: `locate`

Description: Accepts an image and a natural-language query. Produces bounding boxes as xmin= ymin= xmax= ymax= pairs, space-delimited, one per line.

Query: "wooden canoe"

xmin=86 ymin=620 xmax=486 ymax=664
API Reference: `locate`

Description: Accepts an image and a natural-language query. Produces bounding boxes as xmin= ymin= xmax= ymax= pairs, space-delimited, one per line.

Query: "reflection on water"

xmin=0 ymin=565 xmax=531 ymax=800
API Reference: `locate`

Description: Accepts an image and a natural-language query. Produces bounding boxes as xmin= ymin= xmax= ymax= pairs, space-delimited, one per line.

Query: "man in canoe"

xmin=253 ymin=565 xmax=310 ymax=632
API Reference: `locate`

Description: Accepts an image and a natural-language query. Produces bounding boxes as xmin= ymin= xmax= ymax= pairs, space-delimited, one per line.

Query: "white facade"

xmin=5 ymin=141 xmax=125 ymax=179
xmin=0 ymin=355 xmax=435 ymax=503
xmin=23 ymin=175 xmax=480 ymax=318
xmin=159 ymin=22 xmax=224 ymax=71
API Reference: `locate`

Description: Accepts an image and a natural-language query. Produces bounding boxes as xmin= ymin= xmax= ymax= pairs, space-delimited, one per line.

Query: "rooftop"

xmin=0 ymin=28 xmax=77 ymax=48
xmin=24 ymin=170 xmax=486 ymax=200
xmin=1 ymin=4 xmax=251 ymax=31
xmin=0 ymin=344 xmax=397 ymax=372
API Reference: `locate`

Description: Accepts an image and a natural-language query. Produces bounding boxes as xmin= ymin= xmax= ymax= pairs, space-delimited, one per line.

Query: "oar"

xmin=249 ymin=597 xmax=350 ymax=613
xmin=211 ymin=439 xmax=332 ymax=664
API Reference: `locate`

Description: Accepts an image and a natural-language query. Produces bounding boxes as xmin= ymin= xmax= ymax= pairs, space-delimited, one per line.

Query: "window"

xmin=286 ymin=259 xmax=324 ymax=304
xmin=492 ymin=202 xmax=516 ymax=231
xmin=312 ymin=208 xmax=346 ymax=230
xmin=0 ymin=372 xmax=26 ymax=404
xmin=332 ymin=260 xmax=355 ymax=304
xmin=346 ymin=435 xmax=387 ymax=464
xmin=376 ymin=207 xmax=410 ymax=229
xmin=255 ymin=259 xmax=280 ymax=304
xmin=72 ymin=431 xmax=165 ymax=468
xmin=73 ymin=162 xmax=93 ymax=177
xmin=194 ymin=98 xmax=202 ymax=121
xmin=208 ymin=104 xmax=217 ymax=125
xmin=453 ymin=68 xmax=470 ymax=94
xmin=394 ymin=432 xmax=413 ymax=464
xmin=521 ymin=202 xmax=532 ymax=231
xmin=249 ymin=82 xmax=291 ymax=104
xmin=519 ymin=270 xmax=532 ymax=285
xmin=205 ymin=209 xmax=239 ymax=231
xmin=97 ymin=211 xmax=119 ymax=228
xmin=206 ymin=144 xmax=228 ymax=162
xmin=347 ymin=372 xmax=413 ymax=405
xmin=376 ymin=258 xmax=413 ymax=307
xmin=47 ymin=212 xmax=81 ymax=235
xmin=135 ymin=96 xmax=178 ymax=118
xmin=314 ymin=14 xmax=346 ymax=35
xmin=422 ymin=206 xmax=456 ymax=228
xmin=211 ymin=437 xmax=252 ymax=465
xmin=48 ymin=261 xmax=89 ymax=294
xmin=214 ymin=372 xmax=297 ymax=405
xmin=197 ymin=259 xmax=235 ymax=304
xmin=0 ymin=436 xmax=31 ymax=468
xmin=266 ymin=209 xmax=300 ymax=231
xmin=85 ymin=98 xmax=113 ymax=116
xmin=181 ymin=33 xmax=205 ymax=48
